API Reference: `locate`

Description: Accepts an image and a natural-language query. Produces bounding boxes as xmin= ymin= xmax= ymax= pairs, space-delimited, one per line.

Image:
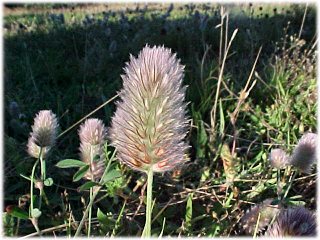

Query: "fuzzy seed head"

xmin=110 ymin=45 xmax=189 ymax=172
xmin=240 ymin=198 xmax=280 ymax=235
xmin=265 ymin=207 xmax=316 ymax=237
xmin=31 ymin=110 xmax=58 ymax=147
xmin=269 ymin=148 xmax=290 ymax=169
xmin=290 ymin=132 xmax=317 ymax=173
xmin=78 ymin=118 xmax=106 ymax=181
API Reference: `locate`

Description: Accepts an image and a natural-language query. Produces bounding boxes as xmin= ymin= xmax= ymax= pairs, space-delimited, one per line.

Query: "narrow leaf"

xmin=73 ymin=165 xmax=89 ymax=182
xmin=56 ymin=159 xmax=86 ymax=168
xmin=102 ymin=169 xmax=122 ymax=184
xmin=78 ymin=181 xmax=98 ymax=192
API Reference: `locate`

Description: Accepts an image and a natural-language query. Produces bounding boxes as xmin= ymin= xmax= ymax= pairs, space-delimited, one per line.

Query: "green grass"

xmin=3 ymin=2 xmax=316 ymax=237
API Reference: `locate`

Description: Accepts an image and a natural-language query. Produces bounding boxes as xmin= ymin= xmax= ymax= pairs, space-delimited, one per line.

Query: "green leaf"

xmin=6 ymin=206 xmax=29 ymax=220
xmin=102 ymin=169 xmax=122 ymax=184
xmin=73 ymin=165 xmax=90 ymax=182
xmin=78 ymin=181 xmax=98 ymax=191
xmin=31 ymin=208 xmax=42 ymax=218
xmin=44 ymin=178 xmax=53 ymax=186
xmin=56 ymin=159 xmax=86 ymax=168
xmin=224 ymin=192 xmax=234 ymax=209
xmin=196 ymin=115 xmax=208 ymax=159
xmin=185 ymin=193 xmax=193 ymax=230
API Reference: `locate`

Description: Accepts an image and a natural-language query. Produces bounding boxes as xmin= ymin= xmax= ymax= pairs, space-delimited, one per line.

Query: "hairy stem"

xmin=142 ymin=167 xmax=153 ymax=237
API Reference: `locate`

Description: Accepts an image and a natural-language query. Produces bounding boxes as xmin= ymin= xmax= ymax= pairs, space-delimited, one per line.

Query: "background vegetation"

xmin=3 ymin=2 xmax=317 ymax=237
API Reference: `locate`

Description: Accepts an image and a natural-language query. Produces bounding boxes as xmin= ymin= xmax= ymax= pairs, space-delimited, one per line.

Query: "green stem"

xmin=142 ymin=167 xmax=153 ymax=237
xmin=276 ymin=169 xmax=281 ymax=201
xmin=30 ymin=159 xmax=39 ymax=214
xmin=74 ymin=186 xmax=102 ymax=237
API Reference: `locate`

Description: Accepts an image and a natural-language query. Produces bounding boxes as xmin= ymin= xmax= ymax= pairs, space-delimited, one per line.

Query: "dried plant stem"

xmin=253 ymin=212 xmax=261 ymax=238
xmin=298 ymin=3 xmax=308 ymax=39
xmin=210 ymin=29 xmax=238 ymax=138
xmin=58 ymin=93 xmax=119 ymax=139
xmin=142 ymin=167 xmax=154 ymax=237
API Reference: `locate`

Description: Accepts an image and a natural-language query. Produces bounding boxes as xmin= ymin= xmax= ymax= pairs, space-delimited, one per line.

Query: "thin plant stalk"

xmin=30 ymin=148 xmax=41 ymax=235
xmin=276 ymin=169 xmax=281 ymax=201
xmin=74 ymin=186 xmax=102 ymax=237
xmin=283 ymin=170 xmax=298 ymax=200
xmin=87 ymin=187 xmax=93 ymax=237
xmin=87 ymin=145 xmax=95 ymax=236
xmin=74 ymin=150 xmax=115 ymax=237
xmin=142 ymin=167 xmax=154 ymax=237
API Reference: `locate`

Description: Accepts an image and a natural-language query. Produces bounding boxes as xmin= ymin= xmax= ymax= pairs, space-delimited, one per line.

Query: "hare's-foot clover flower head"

xmin=110 ymin=45 xmax=189 ymax=173
xmin=79 ymin=118 xmax=107 ymax=146
xmin=31 ymin=110 xmax=58 ymax=147
xmin=269 ymin=148 xmax=290 ymax=169
xmin=265 ymin=207 xmax=316 ymax=236
xmin=290 ymin=132 xmax=317 ymax=173
xmin=27 ymin=110 xmax=58 ymax=158
xmin=27 ymin=136 xmax=50 ymax=159
xmin=240 ymin=198 xmax=280 ymax=235
xmin=78 ymin=118 xmax=106 ymax=181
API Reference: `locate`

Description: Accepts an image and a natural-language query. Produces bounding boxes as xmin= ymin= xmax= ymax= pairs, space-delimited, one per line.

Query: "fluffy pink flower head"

xmin=79 ymin=118 xmax=107 ymax=145
xmin=265 ymin=207 xmax=316 ymax=237
xmin=290 ymin=132 xmax=317 ymax=173
xmin=269 ymin=148 xmax=290 ymax=169
xmin=110 ymin=45 xmax=189 ymax=173
xmin=27 ymin=136 xmax=50 ymax=159
xmin=27 ymin=110 xmax=58 ymax=158
xmin=78 ymin=118 xmax=106 ymax=181
xmin=30 ymin=110 xmax=58 ymax=147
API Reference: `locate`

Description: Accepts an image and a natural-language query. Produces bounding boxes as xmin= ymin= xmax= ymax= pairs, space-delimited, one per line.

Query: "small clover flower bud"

xmin=110 ymin=45 xmax=189 ymax=173
xmin=290 ymin=132 xmax=317 ymax=173
xmin=265 ymin=207 xmax=316 ymax=236
xmin=269 ymin=148 xmax=290 ymax=169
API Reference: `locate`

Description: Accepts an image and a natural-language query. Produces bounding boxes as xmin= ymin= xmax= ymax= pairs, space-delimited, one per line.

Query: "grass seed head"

xmin=110 ymin=45 xmax=189 ymax=173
